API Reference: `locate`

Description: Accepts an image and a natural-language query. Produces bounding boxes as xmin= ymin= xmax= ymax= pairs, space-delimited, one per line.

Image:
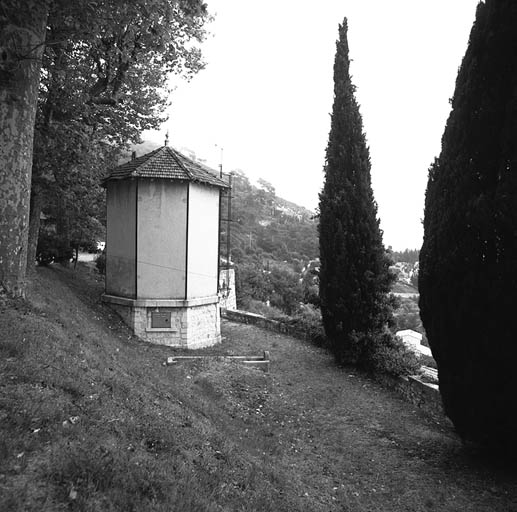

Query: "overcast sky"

xmin=144 ymin=0 xmax=480 ymax=250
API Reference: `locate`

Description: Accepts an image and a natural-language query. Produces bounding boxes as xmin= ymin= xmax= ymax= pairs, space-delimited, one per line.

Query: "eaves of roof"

xmin=102 ymin=146 xmax=229 ymax=189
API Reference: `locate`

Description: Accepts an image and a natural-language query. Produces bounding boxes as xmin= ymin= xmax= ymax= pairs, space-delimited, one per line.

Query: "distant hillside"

xmin=220 ymin=171 xmax=318 ymax=267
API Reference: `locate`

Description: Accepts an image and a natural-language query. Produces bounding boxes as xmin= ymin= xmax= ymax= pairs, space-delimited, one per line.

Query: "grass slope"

xmin=1 ymin=264 xmax=517 ymax=511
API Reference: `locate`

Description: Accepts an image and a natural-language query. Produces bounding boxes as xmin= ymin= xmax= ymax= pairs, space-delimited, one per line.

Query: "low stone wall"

xmin=222 ymin=308 xmax=281 ymax=329
xmin=222 ymin=308 xmax=446 ymax=421
xmin=221 ymin=308 xmax=314 ymax=341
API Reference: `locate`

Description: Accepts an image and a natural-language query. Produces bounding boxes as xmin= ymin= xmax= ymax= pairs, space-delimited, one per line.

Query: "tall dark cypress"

xmin=319 ymin=19 xmax=394 ymax=363
xmin=420 ymin=0 xmax=517 ymax=451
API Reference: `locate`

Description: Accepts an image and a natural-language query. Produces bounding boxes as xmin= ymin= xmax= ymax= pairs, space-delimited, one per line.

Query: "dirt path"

xmin=2 ymin=264 xmax=517 ymax=511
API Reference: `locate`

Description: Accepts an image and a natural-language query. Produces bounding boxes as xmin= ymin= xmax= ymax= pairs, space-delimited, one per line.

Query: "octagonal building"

xmin=101 ymin=145 xmax=229 ymax=348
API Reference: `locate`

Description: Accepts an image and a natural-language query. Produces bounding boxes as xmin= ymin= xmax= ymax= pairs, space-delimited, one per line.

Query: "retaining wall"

xmin=221 ymin=308 xmax=316 ymax=341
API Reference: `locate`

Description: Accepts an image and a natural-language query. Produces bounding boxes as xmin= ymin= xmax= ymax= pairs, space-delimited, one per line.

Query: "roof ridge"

xmin=167 ymin=146 xmax=194 ymax=180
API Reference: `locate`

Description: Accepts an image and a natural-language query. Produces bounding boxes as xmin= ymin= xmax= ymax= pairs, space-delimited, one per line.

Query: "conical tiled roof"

xmin=102 ymin=146 xmax=229 ymax=188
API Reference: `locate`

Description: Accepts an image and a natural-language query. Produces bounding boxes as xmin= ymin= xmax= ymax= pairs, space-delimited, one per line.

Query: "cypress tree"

xmin=420 ymin=0 xmax=517 ymax=451
xmin=319 ymin=19 xmax=394 ymax=364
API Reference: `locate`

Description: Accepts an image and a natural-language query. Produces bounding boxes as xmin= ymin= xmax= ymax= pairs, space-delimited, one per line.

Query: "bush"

xmin=36 ymin=232 xmax=74 ymax=266
xmin=419 ymin=353 xmax=437 ymax=370
xmin=351 ymin=330 xmax=421 ymax=377
xmin=95 ymin=252 xmax=106 ymax=274
xmin=36 ymin=234 xmax=59 ymax=266
xmin=287 ymin=304 xmax=326 ymax=346
xmin=235 ymin=263 xmax=303 ymax=316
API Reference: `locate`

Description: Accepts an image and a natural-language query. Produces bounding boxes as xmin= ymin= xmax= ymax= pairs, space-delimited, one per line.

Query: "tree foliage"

xmin=235 ymin=262 xmax=303 ymax=315
xmin=0 ymin=0 xmax=209 ymax=289
xmin=28 ymin=0 xmax=209 ymax=266
xmin=318 ymin=19 xmax=395 ymax=364
xmin=419 ymin=0 xmax=517 ymax=452
xmin=390 ymin=248 xmax=419 ymax=265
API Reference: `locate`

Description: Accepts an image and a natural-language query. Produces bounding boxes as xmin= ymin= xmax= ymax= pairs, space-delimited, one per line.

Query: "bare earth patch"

xmin=1 ymin=264 xmax=516 ymax=511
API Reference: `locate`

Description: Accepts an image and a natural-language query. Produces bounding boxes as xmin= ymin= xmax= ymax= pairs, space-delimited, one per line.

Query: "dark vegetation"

xmin=317 ymin=19 xmax=412 ymax=375
xmin=391 ymin=248 xmax=419 ymax=265
xmin=420 ymin=0 xmax=517 ymax=453
xmin=27 ymin=1 xmax=209 ymax=269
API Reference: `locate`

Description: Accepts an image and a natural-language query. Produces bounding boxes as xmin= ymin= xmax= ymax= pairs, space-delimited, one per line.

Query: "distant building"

xmin=396 ymin=329 xmax=432 ymax=357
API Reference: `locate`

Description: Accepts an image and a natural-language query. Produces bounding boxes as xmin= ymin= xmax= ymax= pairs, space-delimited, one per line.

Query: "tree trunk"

xmin=0 ymin=1 xmax=48 ymax=296
xmin=26 ymin=185 xmax=43 ymax=274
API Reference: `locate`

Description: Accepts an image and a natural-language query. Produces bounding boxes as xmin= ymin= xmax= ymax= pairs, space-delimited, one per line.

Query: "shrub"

xmin=287 ymin=304 xmax=326 ymax=346
xmin=95 ymin=252 xmax=106 ymax=274
xmin=36 ymin=232 xmax=74 ymax=266
xmin=419 ymin=354 xmax=437 ymax=370
xmin=36 ymin=232 xmax=59 ymax=266
xmin=356 ymin=330 xmax=421 ymax=377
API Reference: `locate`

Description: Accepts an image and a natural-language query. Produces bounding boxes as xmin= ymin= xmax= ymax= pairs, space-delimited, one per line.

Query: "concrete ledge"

xmin=166 ymin=351 xmax=270 ymax=373
xmin=145 ymin=327 xmax=178 ymax=333
xmin=102 ymin=294 xmax=219 ymax=308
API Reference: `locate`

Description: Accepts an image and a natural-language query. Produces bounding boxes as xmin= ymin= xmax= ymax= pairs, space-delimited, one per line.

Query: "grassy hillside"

xmin=0 ymin=266 xmax=287 ymax=511
xmin=2 ymin=265 xmax=517 ymax=511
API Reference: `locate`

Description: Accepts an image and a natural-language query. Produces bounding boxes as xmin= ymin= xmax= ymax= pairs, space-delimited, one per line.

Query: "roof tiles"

xmin=103 ymin=146 xmax=228 ymax=189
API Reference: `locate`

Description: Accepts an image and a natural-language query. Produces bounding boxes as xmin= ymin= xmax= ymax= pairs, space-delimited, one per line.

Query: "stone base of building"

xmin=102 ymin=294 xmax=221 ymax=349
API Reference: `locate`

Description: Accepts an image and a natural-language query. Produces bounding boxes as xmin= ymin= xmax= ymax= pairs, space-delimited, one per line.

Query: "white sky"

xmin=144 ymin=0 xmax=480 ymax=251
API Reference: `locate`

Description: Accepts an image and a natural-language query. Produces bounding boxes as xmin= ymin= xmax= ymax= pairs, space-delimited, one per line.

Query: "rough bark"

xmin=0 ymin=1 xmax=48 ymax=296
